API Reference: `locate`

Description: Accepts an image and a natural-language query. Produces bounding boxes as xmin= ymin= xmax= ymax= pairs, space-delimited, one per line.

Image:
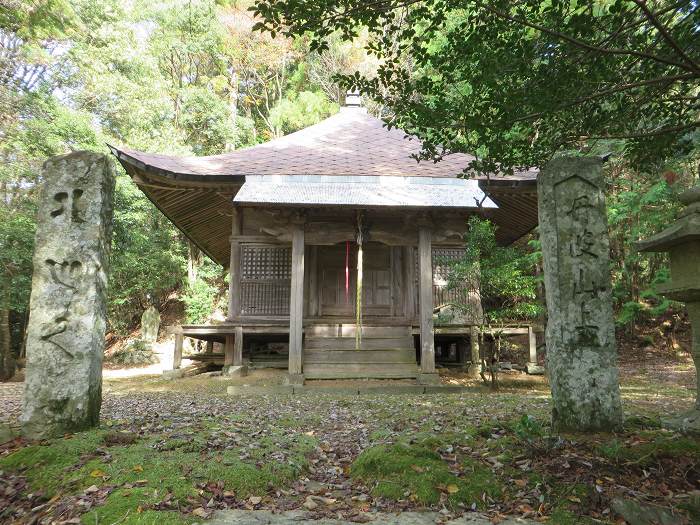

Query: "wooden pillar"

xmin=403 ymin=246 xmax=416 ymax=321
xmin=228 ymin=208 xmax=242 ymax=320
xmin=224 ymin=334 xmax=234 ymax=367
xmin=234 ymin=326 xmax=244 ymax=366
xmin=391 ymin=247 xmax=403 ymax=317
xmin=173 ymin=333 xmax=183 ymax=370
xmin=205 ymin=340 xmax=213 ymax=354
xmin=528 ymin=325 xmax=537 ymax=364
xmin=288 ymin=221 xmax=305 ymax=381
xmin=307 ymin=246 xmax=319 ymax=317
xmin=418 ymin=224 xmax=438 ymax=383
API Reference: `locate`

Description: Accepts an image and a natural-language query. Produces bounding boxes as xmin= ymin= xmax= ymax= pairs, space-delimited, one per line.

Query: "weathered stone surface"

xmin=611 ymin=498 xmax=684 ymax=525
xmin=223 ymin=365 xmax=248 ymax=377
xmin=162 ymin=369 xmax=185 ymax=380
xmin=538 ymin=157 xmax=623 ymax=432
xmin=526 ymin=363 xmax=545 ymax=375
xmin=661 ymin=298 xmax=700 ymax=434
xmin=20 ymin=152 xmax=115 ymax=439
xmin=638 ymin=186 xmax=700 ymax=431
xmin=207 ymin=510 xmax=538 ymax=525
xmin=140 ymin=306 xmax=160 ymax=344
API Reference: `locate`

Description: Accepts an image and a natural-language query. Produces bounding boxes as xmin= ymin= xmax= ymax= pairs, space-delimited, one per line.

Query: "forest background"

xmin=0 ymin=0 xmax=697 ymax=377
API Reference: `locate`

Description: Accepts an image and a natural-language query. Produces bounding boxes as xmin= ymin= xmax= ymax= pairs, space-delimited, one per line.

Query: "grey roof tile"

xmin=113 ymin=107 xmax=537 ymax=179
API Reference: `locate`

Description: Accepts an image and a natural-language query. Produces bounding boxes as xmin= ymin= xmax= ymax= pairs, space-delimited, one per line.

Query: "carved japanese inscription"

xmin=539 ymin=157 xmax=623 ymax=432
xmin=21 ymin=152 xmax=114 ymax=439
xmin=554 ymin=178 xmax=609 ymax=351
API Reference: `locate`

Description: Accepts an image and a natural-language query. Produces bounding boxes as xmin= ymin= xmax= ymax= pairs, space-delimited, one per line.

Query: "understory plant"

xmin=446 ymin=217 xmax=542 ymax=389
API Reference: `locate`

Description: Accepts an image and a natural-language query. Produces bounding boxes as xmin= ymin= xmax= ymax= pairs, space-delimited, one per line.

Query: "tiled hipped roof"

xmin=110 ymin=107 xmax=538 ymax=265
xmin=112 ymin=107 xmax=537 ymax=180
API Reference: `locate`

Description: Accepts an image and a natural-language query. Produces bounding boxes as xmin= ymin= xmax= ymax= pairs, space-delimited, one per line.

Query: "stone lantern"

xmin=638 ymin=186 xmax=700 ymax=432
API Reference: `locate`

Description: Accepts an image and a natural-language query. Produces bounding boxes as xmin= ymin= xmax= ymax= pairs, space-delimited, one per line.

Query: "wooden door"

xmin=318 ymin=243 xmax=393 ymax=317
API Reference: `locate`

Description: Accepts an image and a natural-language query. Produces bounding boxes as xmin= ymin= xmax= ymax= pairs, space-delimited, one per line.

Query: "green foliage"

xmin=1 ymin=0 xmax=344 ymax=357
xmin=182 ymin=279 xmax=217 ymax=324
xmin=253 ymin=0 xmax=699 ymax=172
xmin=176 ymin=85 xmax=237 ymax=155
xmin=252 ymin=0 xmax=699 ymax=340
xmin=448 ymin=216 xmax=541 ymax=324
xmin=0 ymin=205 xmax=36 ymax=312
xmin=109 ymin=176 xmax=186 ymax=333
xmin=269 ymin=90 xmax=338 ymax=135
xmin=181 ymin=259 xmax=223 ymax=324
xmin=108 ymin=339 xmax=158 ymax=366
xmin=513 ymin=414 xmax=545 ymax=442
xmin=606 ymin=167 xmax=688 ymax=328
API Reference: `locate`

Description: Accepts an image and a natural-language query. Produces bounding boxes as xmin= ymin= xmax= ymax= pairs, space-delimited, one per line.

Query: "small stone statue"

xmin=141 ymin=305 xmax=161 ymax=346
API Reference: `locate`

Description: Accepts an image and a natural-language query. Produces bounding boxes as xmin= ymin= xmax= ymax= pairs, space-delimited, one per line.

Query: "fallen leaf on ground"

xmin=192 ymin=507 xmax=208 ymax=518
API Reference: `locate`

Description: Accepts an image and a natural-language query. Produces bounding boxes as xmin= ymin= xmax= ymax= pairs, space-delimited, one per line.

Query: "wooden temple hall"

xmin=109 ymin=94 xmax=538 ymax=384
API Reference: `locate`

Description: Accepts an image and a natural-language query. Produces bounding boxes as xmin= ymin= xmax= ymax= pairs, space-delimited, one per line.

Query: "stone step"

xmin=306 ymin=325 xmax=411 ymax=338
xmin=304 ymin=336 xmax=414 ymax=350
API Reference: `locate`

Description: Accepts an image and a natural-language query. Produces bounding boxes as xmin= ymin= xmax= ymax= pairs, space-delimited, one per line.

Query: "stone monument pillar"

xmin=21 ymin=152 xmax=115 ymax=439
xmin=638 ymin=186 xmax=700 ymax=433
xmin=140 ymin=305 xmax=160 ymax=347
xmin=538 ymin=156 xmax=623 ymax=432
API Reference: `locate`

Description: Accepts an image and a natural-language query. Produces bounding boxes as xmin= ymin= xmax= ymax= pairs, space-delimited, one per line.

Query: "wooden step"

xmin=306 ymin=325 xmax=411 ymax=338
xmin=304 ymin=349 xmax=416 ymax=364
xmin=304 ymin=336 xmax=414 ymax=350
xmin=304 ymin=363 xmax=418 ymax=380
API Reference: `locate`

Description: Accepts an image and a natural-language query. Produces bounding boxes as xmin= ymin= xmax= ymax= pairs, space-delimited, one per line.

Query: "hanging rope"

xmin=355 ymin=213 xmax=364 ymax=350
xmin=345 ymin=240 xmax=350 ymax=304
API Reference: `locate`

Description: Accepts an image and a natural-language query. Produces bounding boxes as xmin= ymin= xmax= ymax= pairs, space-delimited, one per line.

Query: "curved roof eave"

xmin=108 ymin=144 xmax=245 ymax=185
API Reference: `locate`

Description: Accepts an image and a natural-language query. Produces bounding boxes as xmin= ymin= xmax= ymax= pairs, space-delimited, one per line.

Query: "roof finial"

xmin=345 ymin=89 xmax=362 ymax=107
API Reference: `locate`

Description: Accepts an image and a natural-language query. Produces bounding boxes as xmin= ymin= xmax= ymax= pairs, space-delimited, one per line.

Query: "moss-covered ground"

xmin=1 ymin=362 xmax=699 ymax=524
xmin=1 ymin=415 xmax=316 ymax=524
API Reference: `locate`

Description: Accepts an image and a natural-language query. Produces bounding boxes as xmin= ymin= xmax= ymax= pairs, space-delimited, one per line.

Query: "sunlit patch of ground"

xmin=103 ymin=338 xmax=195 ymax=379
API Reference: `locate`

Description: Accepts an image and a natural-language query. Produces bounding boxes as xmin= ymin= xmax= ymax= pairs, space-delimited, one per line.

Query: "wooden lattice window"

xmin=432 ymin=247 xmax=470 ymax=308
xmin=411 ymin=247 xmax=470 ymax=310
xmin=240 ymin=245 xmax=291 ymax=316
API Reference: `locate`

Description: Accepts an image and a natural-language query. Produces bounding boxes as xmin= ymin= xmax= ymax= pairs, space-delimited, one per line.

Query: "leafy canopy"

xmin=252 ymin=0 xmax=700 ymax=173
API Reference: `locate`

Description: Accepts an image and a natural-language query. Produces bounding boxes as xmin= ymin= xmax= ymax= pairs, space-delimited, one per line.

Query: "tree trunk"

xmin=226 ymin=70 xmax=239 ymax=152
xmin=0 ymin=306 xmax=14 ymax=381
xmin=187 ymin=241 xmax=202 ymax=287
